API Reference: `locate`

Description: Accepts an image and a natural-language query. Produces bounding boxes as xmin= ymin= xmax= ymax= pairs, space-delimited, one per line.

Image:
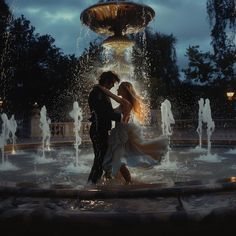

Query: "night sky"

xmin=6 ymin=0 xmax=212 ymax=76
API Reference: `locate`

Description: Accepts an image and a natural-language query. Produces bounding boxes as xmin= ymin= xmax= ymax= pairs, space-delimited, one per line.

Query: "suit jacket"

xmin=88 ymin=86 xmax=121 ymax=131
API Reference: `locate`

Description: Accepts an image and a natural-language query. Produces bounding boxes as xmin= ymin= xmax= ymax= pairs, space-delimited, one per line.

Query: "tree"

xmin=132 ymin=28 xmax=180 ymax=108
xmin=207 ymin=0 xmax=236 ymax=81
xmin=1 ymin=14 xmax=75 ymax=121
xmin=60 ymin=41 xmax=103 ymax=121
xmin=0 ymin=0 xmax=11 ymax=48
xmin=183 ymin=45 xmax=217 ymax=84
xmin=0 ymin=0 xmax=12 ymax=101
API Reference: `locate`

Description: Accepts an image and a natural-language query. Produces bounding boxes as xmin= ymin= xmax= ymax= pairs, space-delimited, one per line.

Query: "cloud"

xmin=143 ymin=0 xmax=212 ymax=68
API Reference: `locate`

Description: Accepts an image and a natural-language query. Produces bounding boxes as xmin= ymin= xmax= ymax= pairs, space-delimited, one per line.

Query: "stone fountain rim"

xmin=80 ymin=1 xmax=156 ymax=18
xmin=1 ymin=179 xmax=236 ymax=200
xmin=80 ymin=1 xmax=156 ymax=36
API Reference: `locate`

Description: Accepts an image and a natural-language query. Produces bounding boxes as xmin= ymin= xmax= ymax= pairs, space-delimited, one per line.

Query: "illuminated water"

xmin=0 ymin=146 xmax=235 ymax=188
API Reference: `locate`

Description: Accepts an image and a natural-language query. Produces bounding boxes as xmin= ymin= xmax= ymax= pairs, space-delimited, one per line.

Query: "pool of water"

xmin=0 ymin=146 xmax=236 ymax=188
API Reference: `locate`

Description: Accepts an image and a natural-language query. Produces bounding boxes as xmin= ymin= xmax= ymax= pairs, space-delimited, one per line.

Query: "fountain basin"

xmin=80 ymin=1 xmax=155 ymax=36
xmin=1 ymin=143 xmax=236 ymax=235
xmin=1 ymin=145 xmax=236 ymax=187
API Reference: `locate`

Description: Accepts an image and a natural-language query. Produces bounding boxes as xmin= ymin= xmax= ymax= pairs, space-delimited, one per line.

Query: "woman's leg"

xmin=120 ymin=164 xmax=132 ymax=184
xmin=111 ymin=145 xmax=125 ymax=177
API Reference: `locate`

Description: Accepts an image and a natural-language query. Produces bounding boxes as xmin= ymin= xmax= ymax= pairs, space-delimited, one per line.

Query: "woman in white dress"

xmin=98 ymin=81 xmax=168 ymax=184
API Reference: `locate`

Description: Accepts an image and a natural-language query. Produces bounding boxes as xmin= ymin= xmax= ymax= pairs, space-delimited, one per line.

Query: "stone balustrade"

xmin=30 ymin=114 xmax=236 ymax=145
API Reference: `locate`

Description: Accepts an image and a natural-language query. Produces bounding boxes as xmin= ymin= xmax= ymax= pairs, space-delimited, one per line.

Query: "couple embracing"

xmin=87 ymin=71 xmax=168 ymax=185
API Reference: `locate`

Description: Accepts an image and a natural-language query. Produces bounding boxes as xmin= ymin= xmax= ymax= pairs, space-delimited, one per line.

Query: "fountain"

xmin=39 ymin=105 xmax=51 ymax=158
xmin=197 ymin=98 xmax=222 ymax=163
xmin=202 ymin=99 xmax=215 ymax=155
xmin=0 ymin=0 xmax=234 ymax=199
xmin=196 ymin=98 xmax=204 ymax=150
xmin=0 ymin=113 xmax=18 ymax=171
xmin=69 ymin=101 xmax=83 ymax=167
xmin=80 ymin=0 xmax=155 ymax=53
xmin=35 ymin=105 xmax=56 ymax=165
xmin=59 ymin=102 xmax=91 ymax=175
xmin=0 ymin=113 xmax=10 ymax=166
xmin=80 ymin=0 xmax=155 ymax=81
xmin=159 ymin=99 xmax=176 ymax=168
xmin=0 ymin=1 xmax=236 ymax=235
xmin=8 ymin=114 xmax=17 ymax=154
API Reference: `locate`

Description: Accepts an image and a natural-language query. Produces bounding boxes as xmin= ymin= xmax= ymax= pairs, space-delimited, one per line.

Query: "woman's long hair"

xmin=120 ymin=82 xmax=146 ymax=124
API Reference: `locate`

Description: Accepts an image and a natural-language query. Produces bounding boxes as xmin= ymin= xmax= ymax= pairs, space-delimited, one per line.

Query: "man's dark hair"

xmin=99 ymin=71 xmax=120 ymax=85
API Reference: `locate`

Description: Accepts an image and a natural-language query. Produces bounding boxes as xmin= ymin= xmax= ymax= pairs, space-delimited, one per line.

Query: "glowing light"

xmin=0 ymin=98 xmax=3 ymax=108
xmin=102 ymin=36 xmax=135 ymax=54
xmin=88 ymin=189 xmax=100 ymax=192
xmin=230 ymin=176 xmax=236 ymax=182
xmin=11 ymin=149 xmax=16 ymax=155
xmin=226 ymin=91 xmax=235 ymax=101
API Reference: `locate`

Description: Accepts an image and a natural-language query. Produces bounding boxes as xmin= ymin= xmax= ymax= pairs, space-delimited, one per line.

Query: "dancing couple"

xmin=87 ymin=71 xmax=168 ymax=185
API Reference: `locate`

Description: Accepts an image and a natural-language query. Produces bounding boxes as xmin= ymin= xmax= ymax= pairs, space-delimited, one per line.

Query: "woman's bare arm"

xmin=97 ymin=85 xmax=123 ymax=104
xmin=97 ymin=85 xmax=132 ymax=123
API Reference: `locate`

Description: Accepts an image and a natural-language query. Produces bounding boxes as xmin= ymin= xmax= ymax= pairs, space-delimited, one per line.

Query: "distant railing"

xmin=50 ymin=121 xmax=90 ymax=138
xmin=48 ymin=120 xmax=236 ymax=135
xmin=31 ymin=119 xmax=236 ymax=144
xmin=50 ymin=123 xmax=65 ymax=137
xmin=174 ymin=119 xmax=236 ymax=129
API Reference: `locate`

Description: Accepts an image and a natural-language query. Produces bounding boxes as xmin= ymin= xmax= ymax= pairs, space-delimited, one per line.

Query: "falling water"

xmin=198 ymin=99 xmax=222 ymax=162
xmin=69 ymin=101 xmax=83 ymax=167
xmin=161 ymin=99 xmax=175 ymax=136
xmin=202 ymin=99 xmax=215 ymax=155
xmin=39 ymin=106 xmax=51 ymax=159
xmin=160 ymin=99 xmax=175 ymax=167
xmin=0 ymin=0 xmax=18 ymax=101
xmin=196 ymin=98 xmax=204 ymax=149
xmin=0 ymin=113 xmax=10 ymax=165
xmin=0 ymin=113 xmax=18 ymax=171
xmin=9 ymin=115 xmax=17 ymax=154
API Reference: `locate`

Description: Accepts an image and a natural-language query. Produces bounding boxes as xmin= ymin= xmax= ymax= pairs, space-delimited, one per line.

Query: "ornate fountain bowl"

xmin=80 ymin=1 xmax=155 ymax=36
xmin=102 ymin=35 xmax=135 ymax=53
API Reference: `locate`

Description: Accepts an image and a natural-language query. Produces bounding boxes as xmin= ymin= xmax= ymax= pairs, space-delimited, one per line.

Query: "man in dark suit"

xmin=87 ymin=71 xmax=122 ymax=184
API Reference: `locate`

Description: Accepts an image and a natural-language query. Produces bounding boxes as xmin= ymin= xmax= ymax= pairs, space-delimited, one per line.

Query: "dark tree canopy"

xmin=207 ymin=0 xmax=236 ymax=80
xmin=183 ymin=45 xmax=217 ymax=84
xmin=0 ymin=0 xmax=12 ymax=100
xmin=132 ymin=28 xmax=180 ymax=108
xmin=0 ymin=9 xmax=76 ymax=121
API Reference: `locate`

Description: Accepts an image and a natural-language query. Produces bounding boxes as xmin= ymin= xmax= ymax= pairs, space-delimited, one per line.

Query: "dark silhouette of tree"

xmin=207 ymin=0 xmax=236 ymax=81
xmin=183 ymin=45 xmax=217 ymax=84
xmin=0 ymin=0 xmax=11 ymax=50
xmin=132 ymin=29 xmax=179 ymax=109
xmin=0 ymin=14 xmax=75 ymax=121
xmin=62 ymin=41 xmax=103 ymax=121
xmin=180 ymin=1 xmax=236 ymax=119
xmin=49 ymin=54 xmax=79 ymax=121
xmin=0 ymin=0 xmax=12 ymax=102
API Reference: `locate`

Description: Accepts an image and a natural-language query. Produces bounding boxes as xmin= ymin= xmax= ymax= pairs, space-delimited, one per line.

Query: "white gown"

xmin=103 ymin=108 xmax=168 ymax=176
